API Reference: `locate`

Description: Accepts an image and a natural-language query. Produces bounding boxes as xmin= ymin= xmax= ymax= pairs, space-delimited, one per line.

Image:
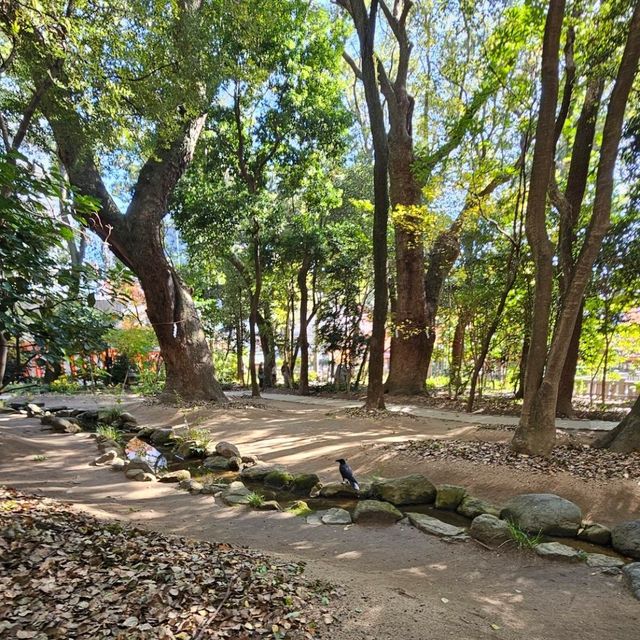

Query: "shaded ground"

xmin=1 ymin=393 xmax=639 ymax=639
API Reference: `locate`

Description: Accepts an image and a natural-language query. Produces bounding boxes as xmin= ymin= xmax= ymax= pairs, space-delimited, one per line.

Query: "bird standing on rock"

xmin=336 ymin=458 xmax=359 ymax=491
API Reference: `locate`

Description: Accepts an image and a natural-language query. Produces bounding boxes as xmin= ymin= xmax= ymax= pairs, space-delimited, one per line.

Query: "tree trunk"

xmin=248 ymin=298 xmax=259 ymax=397
xmin=514 ymin=335 xmax=529 ymax=399
xmin=297 ymin=257 xmax=311 ymax=395
xmin=0 ymin=332 xmax=8 ymax=387
xmin=235 ymin=313 xmax=245 ymax=386
xmin=513 ymin=0 xmax=640 ymax=455
xmin=511 ymin=0 xmax=566 ymax=455
xmin=449 ymin=314 xmax=466 ymax=398
xmin=592 ymin=394 xmax=640 ymax=453
xmin=555 ymin=299 xmax=583 ymax=417
xmin=256 ymin=309 xmax=276 ymax=389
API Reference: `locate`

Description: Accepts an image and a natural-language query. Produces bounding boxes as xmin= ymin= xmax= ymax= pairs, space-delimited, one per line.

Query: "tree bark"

xmin=449 ymin=313 xmax=466 ymax=398
xmin=0 ymin=332 xmax=8 ymax=387
xmin=511 ymin=0 xmax=566 ymax=455
xmin=338 ymin=0 xmax=390 ymax=410
xmin=256 ymin=309 xmax=276 ymax=389
xmin=592 ymin=394 xmax=640 ymax=453
xmin=513 ymin=0 xmax=640 ymax=455
xmin=555 ymin=299 xmax=583 ymax=417
xmin=297 ymin=256 xmax=311 ymax=395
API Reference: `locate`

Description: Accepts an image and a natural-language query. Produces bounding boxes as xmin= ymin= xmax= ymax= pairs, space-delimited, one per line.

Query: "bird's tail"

xmin=351 ymin=481 xmax=360 ymax=491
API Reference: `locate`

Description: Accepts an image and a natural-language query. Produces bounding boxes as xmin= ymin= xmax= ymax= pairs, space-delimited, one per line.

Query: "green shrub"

xmin=98 ymin=406 xmax=124 ymax=425
xmin=174 ymin=427 xmax=213 ymax=456
xmin=96 ymin=424 xmax=123 ymax=444
xmin=50 ymin=376 xmax=81 ymax=394
xmin=137 ymin=364 xmax=165 ymax=396
xmin=247 ymin=491 xmax=265 ymax=508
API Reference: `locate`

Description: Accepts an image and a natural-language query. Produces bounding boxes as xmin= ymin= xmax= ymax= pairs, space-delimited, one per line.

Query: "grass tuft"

xmin=505 ymin=520 xmax=544 ymax=549
xmin=96 ymin=424 xmax=123 ymax=444
xmin=247 ymin=491 xmax=265 ymax=508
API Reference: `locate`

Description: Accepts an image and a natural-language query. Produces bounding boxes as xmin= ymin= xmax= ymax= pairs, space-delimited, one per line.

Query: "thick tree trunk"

xmin=592 ymin=394 xmax=640 ymax=453
xmin=297 ymin=258 xmax=311 ymax=395
xmin=555 ymin=300 xmax=583 ymax=417
xmin=511 ymin=0 xmax=566 ymax=455
xmin=256 ymin=309 xmax=276 ymax=389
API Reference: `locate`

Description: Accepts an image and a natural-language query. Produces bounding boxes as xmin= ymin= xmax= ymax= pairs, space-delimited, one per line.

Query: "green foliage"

xmin=505 ymin=520 xmax=543 ymax=550
xmin=98 ymin=406 xmax=124 ymax=425
xmin=96 ymin=424 xmax=123 ymax=444
xmin=49 ymin=376 xmax=81 ymax=394
xmin=106 ymin=328 xmax=158 ymax=359
xmin=173 ymin=428 xmax=213 ymax=456
xmin=247 ymin=492 xmax=265 ymax=508
xmin=136 ymin=364 xmax=166 ymax=396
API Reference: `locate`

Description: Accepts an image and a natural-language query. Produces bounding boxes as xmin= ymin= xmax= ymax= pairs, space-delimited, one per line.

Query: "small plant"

xmin=96 ymin=424 xmax=123 ymax=443
xmin=98 ymin=406 xmax=124 ymax=425
xmin=174 ymin=427 xmax=213 ymax=456
xmin=32 ymin=455 xmax=47 ymax=462
xmin=247 ymin=491 xmax=265 ymax=508
xmin=49 ymin=376 xmax=81 ymax=394
xmin=505 ymin=520 xmax=544 ymax=549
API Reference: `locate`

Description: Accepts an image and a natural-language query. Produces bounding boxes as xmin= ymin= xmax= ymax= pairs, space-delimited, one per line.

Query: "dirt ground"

xmin=1 ymin=392 xmax=639 ymax=640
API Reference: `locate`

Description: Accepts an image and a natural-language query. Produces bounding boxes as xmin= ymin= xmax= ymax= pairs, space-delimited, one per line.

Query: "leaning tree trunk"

xmin=0 ymin=332 xmax=8 ymax=387
xmin=555 ymin=300 xmax=583 ymax=417
xmin=592 ymin=394 xmax=640 ymax=453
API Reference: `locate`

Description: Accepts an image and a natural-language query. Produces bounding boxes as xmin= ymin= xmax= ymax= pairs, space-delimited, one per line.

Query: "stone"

xmin=150 ymin=428 xmax=175 ymax=446
xmin=40 ymin=414 xmax=54 ymax=426
xmin=321 ymin=508 xmax=352 ymax=525
xmin=457 ymin=496 xmax=501 ymax=519
xmin=49 ymin=417 xmax=82 ymax=434
xmin=126 ymin=460 xmax=156 ymax=475
xmin=622 ymin=563 xmax=640 ymax=600
xmin=371 ymin=475 xmax=436 ymax=506
xmin=306 ymin=511 xmax=327 ymax=525
xmin=241 ymin=455 xmax=259 ymax=465
xmin=292 ymin=473 xmax=321 ymax=493
xmin=159 ymin=470 xmax=191 ymax=483
xmin=534 ymin=542 xmax=583 ymax=562
xmin=226 ymin=481 xmax=251 ymax=495
xmin=585 ymin=553 xmax=625 ymax=569
xmin=125 ymin=468 xmax=145 ymax=480
xmin=215 ymin=441 xmax=241 ymax=459
xmin=203 ymin=455 xmax=231 ymax=470
xmin=577 ymin=523 xmax=612 ymax=546
xmin=26 ymin=403 xmax=44 ymax=417
xmin=407 ymin=513 xmax=466 ymax=537
xmin=353 ymin=500 xmax=403 ymax=524
xmin=469 ymin=514 xmax=512 ymax=546
xmin=223 ymin=493 xmax=251 ymax=505
xmin=611 ymin=520 xmax=640 ymax=559
xmin=111 ymin=458 xmax=126 ymax=471
xmin=119 ymin=412 xmax=137 ymax=425
xmin=176 ymin=441 xmax=209 ymax=459
xmin=264 ymin=470 xmax=295 ymax=489
xmin=178 ymin=479 xmax=203 ymax=493
xmin=257 ymin=500 xmax=282 ymax=511
xmin=500 ymin=493 xmax=582 ymax=537
xmin=94 ymin=450 xmax=119 ymax=465
xmin=98 ymin=439 xmax=122 ymax=453
xmin=435 ymin=485 xmax=467 ymax=511
xmin=221 ymin=481 xmax=252 ymax=505
xmin=201 ymin=483 xmax=227 ymax=495
xmin=75 ymin=411 xmax=99 ymax=429
xmin=240 ymin=464 xmax=286 ymax=482
xmin=318 ymin=482 xmax=359 ymax=499
xmin=228 ymin=456 xmax=242 ymax=472
xmin=135 ymin=472 xmax=156 ymax=482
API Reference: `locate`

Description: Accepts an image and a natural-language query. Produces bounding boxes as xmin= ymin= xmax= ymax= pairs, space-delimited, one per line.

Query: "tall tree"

xmin=512 ymin=0 xmax=640 ymax=455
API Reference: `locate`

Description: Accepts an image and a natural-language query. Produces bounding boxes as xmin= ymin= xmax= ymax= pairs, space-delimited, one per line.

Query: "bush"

xmin=137 ymin=364 xmax=165 ymax=396
xmin=96 ymin=424 xmax=123 ymax=443
xmin=49 ymin=376 xmax=81 ymax=394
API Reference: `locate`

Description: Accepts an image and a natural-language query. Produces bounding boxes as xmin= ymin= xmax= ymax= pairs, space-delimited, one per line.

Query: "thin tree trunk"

xmin=297 ymin=258 xmax=311 ymax=395
xmin=249 ymin=298 xmax=259 ymax=397
xmin=449 ymin=314 xmax=466 ymax=399
xmin=236 ymin=313 xmax=245 ymax=386
xmin=555 ymin=299 xmax=583 ymax=416
xmin=256 ymin=309 xmax=275 ymax=389
xmin=0 ymin=332 xmax=8 ymax=387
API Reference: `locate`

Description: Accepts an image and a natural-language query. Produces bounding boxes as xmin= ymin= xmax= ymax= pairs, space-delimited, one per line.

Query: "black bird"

xmin=336 ymin=458 xmax=359 ymax=491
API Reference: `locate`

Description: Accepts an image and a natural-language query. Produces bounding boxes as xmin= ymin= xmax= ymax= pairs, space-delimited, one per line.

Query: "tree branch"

xmin=343 ymin=51 xmax=363 ymax=80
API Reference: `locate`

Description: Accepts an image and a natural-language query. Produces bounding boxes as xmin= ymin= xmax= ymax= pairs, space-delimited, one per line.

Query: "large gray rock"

xmin=26 ymin=403 xmax=44 ymax=417
xmin=125 ymin=460 xmax=156 ymax=475
xmin=457 ymin=496 xmax=501 ymax=519
xmin=203 ymin=455 xmax=231 ymax=470
xmin=534 ymin=542 xmax=583 ymax=562
xmin=371 ymin=475 xmax=436 ymax=506
xmin=159 ymin=470 xmax=191 ymax=483
xmin=321 ymin=508 xmax=352 ymax=525
xmin=263 ymin=470 xmax=295 ymax=489
xmin=215 ymin=441 xmax=241 ymax=459
xmin=407 ymin=513 xmax=466 ymax=537
xmin=150 ymin=428 xmax=174 ymax=446
xmin=577 ymin=523 xmax=611 ymax=546
xmin=178 ymin=479 xmax=203 ymax=493
xmin=221 ymin=481 xmax=252 ymax=506
xmin=623 ymin=563 xmax=640 ymax=600
xmin=111 ymin=458 xmax=126 ymax=471
xmin=435 ymin=485 xmax=467 ymax=511
xmin=292 ymin=473 xmax=320 ymax=493
xmin=500 ymin=493 xmax=582 ymax=537
xmin=469 ymin=514 xmax=512 ymax=546
xmin=353 ymin=500 xmax=403 ymax=524
xmin=611 ymin=520 xmax=640 ymax=559
xmin=317 ymin=482 xmax=359 ymax=499
xmin=585 ymin=553 xmax=625 ymax=569
xmin=240 ymin=464 xmax=285 ymax=482
xmin=119 ymin=412 xmax=137 ymax=425
xmin=94 ymin=450 xmax=119 ymax=465
xmin=49 ymin=417 xmax=82 ymax=434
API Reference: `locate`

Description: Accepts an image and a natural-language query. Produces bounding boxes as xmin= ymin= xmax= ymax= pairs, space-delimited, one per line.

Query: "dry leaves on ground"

xmin=388 ymin=439 xmax=640 ymax=482
xmin=0 ymin=488 xmax=339 ymax=639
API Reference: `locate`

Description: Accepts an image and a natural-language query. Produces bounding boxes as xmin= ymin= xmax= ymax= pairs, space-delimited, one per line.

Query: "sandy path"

xmin=1 ymin=396 xmax=639 ymax=639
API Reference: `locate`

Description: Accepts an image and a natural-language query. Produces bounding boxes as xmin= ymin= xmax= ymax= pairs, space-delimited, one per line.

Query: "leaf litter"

xmin=0 ymin=488 xmax=340 ymax=639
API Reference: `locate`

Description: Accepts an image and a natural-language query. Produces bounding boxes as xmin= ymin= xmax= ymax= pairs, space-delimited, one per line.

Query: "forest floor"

xmin=1 ymin=392 xmax=639 ymax=639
